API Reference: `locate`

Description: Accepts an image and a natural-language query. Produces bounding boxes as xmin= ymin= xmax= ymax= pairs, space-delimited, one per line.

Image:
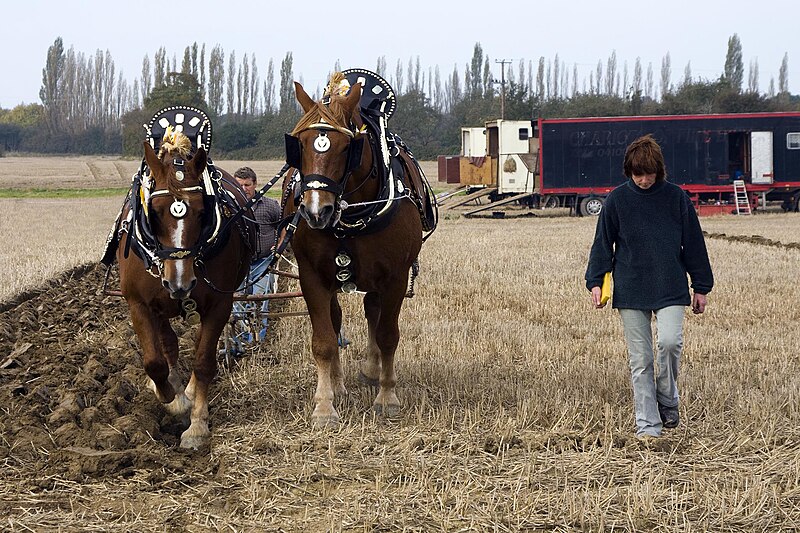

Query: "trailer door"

xmin=751 ymin=131 xmax=774 ymax=184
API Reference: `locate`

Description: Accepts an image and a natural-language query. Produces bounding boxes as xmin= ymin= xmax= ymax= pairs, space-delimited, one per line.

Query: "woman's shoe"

xmin=658 ymin=403 xmax=680 ymax=429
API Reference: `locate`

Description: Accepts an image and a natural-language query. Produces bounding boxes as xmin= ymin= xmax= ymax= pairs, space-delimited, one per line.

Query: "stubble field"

xmin=0 ymin=157 xmax=799 ymax=531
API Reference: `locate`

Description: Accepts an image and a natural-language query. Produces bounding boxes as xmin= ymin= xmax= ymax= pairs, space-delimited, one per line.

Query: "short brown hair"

xmin=623 ymin=135 xmax=666 ymax=181
xmin=234 ymin=166 xmax=257 ymax=183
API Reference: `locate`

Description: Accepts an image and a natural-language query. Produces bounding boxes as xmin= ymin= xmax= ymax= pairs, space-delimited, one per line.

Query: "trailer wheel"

xmin=543 ymin=195 xmax=560 ymax=209
xmin=580 ymin=196 xmax=604 ymax=216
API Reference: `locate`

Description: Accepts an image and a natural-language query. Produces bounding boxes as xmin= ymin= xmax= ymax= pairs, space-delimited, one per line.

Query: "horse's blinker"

xmin=285 ymin=134 xmax=302 ymax=169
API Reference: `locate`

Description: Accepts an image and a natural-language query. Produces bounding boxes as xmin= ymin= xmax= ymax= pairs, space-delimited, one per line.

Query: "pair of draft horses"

xmin=116 ymin=74 xmax=430 ymax=449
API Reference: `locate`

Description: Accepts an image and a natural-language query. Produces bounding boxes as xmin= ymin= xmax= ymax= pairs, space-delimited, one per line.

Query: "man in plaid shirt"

xmin=230 ymin=167 xmax=282 ymax=354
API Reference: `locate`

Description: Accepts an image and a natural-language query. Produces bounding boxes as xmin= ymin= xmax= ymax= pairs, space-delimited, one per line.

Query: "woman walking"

xmin=585 ymin=135 xmax=714 ymax=439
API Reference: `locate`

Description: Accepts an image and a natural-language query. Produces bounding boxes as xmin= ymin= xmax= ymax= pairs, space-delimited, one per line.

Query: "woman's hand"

xmin=591 ymin=286 xmax=606 ymax=309
xmin=692 ymin=292 xmax=707 ymax=314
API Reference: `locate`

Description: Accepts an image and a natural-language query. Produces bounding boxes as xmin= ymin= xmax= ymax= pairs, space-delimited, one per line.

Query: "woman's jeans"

xmin=619 ymin=306 xmax=684 ymax=437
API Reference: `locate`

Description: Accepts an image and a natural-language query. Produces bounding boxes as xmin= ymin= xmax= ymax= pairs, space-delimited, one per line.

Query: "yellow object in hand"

xmin=600 ymin=272 xmax=612 ymax=305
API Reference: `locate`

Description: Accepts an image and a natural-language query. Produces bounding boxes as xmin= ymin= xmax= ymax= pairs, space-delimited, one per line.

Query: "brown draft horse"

xmin=116 ymin=130 xmax=250 ymax=449
xmin=284 ymin=77 xmax=424 ymax=427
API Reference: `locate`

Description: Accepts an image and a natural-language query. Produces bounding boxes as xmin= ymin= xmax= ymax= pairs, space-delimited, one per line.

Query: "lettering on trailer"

xmin=569 ymin=129 xmax=643 ymax=148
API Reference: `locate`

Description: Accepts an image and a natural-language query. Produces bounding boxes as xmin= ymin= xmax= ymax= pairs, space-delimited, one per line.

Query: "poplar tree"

xmin=207 ymin=45 xmax=224 ymax=116
xmin=141 ymin=54 xmax=152 ymax=102
xmin=249 ymin=54 xmax=259 ymax=116
xmin=723 ymin=33 xmax=743 ymax=92
xmin=263 ymin=57 xmax=275 ymax=114
xmin=279 ymin=51 xmax=295 ymax=115
xmin=40 ymin=37 xmax=65 ymax=132
xmin=660 ymin=52 xmax=671 ymax=97
xmin=227 ymin=50 xmax=236 ymax=116
xmin=778 ymin=53 xmax=789 ymax=94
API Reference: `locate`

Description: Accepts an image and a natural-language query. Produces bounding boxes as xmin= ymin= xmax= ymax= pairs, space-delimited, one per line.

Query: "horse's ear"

xmin=191 ymin=146 xmax=207 ymax=176
xmin=143 ymin=141 xmax=161 ymax=173
xmin=295 ymin=81 xmax=315 ymax=113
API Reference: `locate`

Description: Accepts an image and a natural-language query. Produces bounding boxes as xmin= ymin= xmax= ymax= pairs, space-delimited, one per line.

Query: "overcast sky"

xmin=1 ymin=0 xmax=796 ymax=108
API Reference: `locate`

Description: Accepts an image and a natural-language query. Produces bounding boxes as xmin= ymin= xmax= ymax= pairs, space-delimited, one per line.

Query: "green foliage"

xmin=0 ymin=104 xmax=45 ymax=128
xmin=0 ymin=105 xmax=41 ymax=152
xmin=391 ymin=90 xmax=450 ymax=158
xmin=143 ymin=72 xmax=208 ymax=112
xmin=121 ymin=72 xmax=210 ymax=156
xmin=215 ymin=120 xmax=262 ymax=152
xmin=121 ymin=108 xmax=151 ymax=157
xmin=15 ymin=37 xmax=800 ymax=159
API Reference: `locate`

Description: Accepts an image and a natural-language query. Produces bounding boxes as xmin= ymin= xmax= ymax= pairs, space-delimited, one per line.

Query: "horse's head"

xmin=286 ymin=75 xmax=366 ymax=229
xmin=142 ymin=129 xmax=208 ymax=299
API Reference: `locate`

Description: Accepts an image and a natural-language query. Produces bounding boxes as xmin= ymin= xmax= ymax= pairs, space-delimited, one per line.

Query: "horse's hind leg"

xmin=358 ymin=292 xmax=381 ymax=387
xmin=372 ymin=284 xmax=405 ymax=417
xmin=330 ymin=296 xmax=347 ymax=397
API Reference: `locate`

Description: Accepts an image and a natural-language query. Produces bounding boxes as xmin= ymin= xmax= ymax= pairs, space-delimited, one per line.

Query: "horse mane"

xmin=156 ymin=127 xmax=197 ymax=199
xmin=291 ymin=72 xmax=356 ymax=136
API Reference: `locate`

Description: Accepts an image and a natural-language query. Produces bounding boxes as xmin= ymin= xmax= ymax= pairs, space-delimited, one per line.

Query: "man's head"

xmin=623 ymin=135 xmax=666 ymax=189
xmin=234 ymin=166 xmax=257 ymax=199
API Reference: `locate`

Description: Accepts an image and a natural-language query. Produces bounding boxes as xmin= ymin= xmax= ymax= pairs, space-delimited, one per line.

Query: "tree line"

xmin=0 ymin=35 xmax=797 ymax=159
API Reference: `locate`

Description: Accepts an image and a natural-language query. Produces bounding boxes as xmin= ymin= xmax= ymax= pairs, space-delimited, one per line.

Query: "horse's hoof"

xmin=311 ymin=413 xmax=340 ymax=429
xmin=147 ymin=378 xmax=176 ymax=404
xmin=358 ymin=371 xmax=380 ymax=388
xmin=180 ymin=425 xmax=210 ymax=450
xmin=164 ymin=392 xmax=192 ymax=417
xmin=372 ymin=402 xmax=401 ymax=418
xmin=179 ymin=434 xmax=209 ymax=450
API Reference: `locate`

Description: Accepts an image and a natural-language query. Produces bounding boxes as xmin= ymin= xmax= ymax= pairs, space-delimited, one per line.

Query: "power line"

xmin=494 ymin=59 xmax=512 ymax=119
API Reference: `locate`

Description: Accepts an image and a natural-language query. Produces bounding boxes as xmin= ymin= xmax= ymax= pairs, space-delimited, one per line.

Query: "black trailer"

xmin=538 ymin=112 xmax=800 ymax=215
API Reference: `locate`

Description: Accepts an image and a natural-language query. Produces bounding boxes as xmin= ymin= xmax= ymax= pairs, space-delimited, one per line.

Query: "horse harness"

xmin=104 ymin=159 xmax=254 ymax=286
xmin=278 ymin=69 xmax=438 ymax=296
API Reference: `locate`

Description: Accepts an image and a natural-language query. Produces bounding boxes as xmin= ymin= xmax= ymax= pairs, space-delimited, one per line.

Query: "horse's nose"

xmin=300 ymin=203 xmax=334 ymax=229
xmin=162 ymin=278 xmax=197 ymax=300
xmin=316 ymin=204 xmax=334 ymax=227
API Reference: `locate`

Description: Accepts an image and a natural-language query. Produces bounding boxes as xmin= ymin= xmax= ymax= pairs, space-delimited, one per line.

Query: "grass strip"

xmin=0 ymin=187 xmax=130 ymax=199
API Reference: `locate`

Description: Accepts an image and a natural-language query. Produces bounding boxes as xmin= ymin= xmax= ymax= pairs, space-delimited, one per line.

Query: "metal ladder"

xmin=733 ymin=180 xmax=752 ymax=215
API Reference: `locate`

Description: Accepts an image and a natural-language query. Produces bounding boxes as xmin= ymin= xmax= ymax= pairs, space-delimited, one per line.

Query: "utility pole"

xmin=495 ymin=59 xmax=511 ymax=119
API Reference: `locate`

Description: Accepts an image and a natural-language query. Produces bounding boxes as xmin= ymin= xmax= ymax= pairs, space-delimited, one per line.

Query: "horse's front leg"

xmin=154 ymin=318 xmax=191 ymax=418
xmin=358 ymin=291 xmax=382 ymax=387
xmin=129 ymin=301 xmax=177 ymax=403
xmin=303 ymin=282 xmax=341 ymax=428
xmin=179 ymin=307 xmax=227 ymax=449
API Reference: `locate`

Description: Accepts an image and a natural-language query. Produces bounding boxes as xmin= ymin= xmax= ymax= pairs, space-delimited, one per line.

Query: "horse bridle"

xmin=136 ymin=158 xmax=223 ymax=264
xmin=284 ymin=124 xmax=364 ymax=222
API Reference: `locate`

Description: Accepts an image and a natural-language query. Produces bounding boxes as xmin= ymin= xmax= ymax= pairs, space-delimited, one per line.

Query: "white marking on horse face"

xmin=307 ymin=190 xmax=322 ymax=217
xmin=164 ymin=217 xmax=195 ymax=290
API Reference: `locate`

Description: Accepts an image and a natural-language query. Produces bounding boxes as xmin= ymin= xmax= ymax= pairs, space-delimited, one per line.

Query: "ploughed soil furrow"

xmin=0 ymin=265 xmax=217 ymax=485
xmin=703 ymin=231 xmax=800 ymax=250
